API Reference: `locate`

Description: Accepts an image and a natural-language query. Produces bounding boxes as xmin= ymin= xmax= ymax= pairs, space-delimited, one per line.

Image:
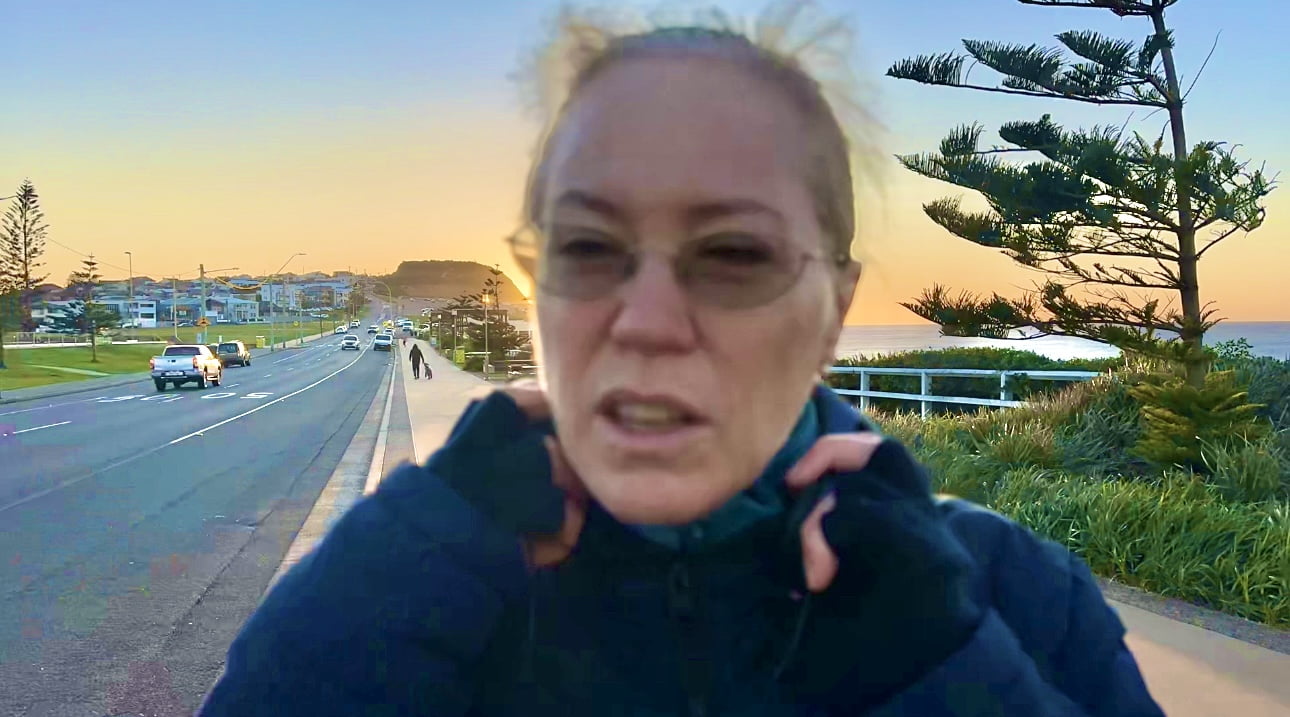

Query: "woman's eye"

xmin=696 ymin=236 xmax=775 ymax=265
xmin=559 ymin=237 xmax=620 ymax=257
xmin=549 ymin=227 xmax=625 ymax=258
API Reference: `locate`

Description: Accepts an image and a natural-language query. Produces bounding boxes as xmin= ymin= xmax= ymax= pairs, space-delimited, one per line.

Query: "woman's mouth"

xmin=594 ymin=391 xmax=710 ymax=451
xmin=606 ymin=400 xmax=699 ymax=432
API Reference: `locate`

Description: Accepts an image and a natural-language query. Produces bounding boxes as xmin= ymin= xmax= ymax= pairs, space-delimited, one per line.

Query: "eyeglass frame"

xmin=505 ymin=223 xmax=852 ymax=310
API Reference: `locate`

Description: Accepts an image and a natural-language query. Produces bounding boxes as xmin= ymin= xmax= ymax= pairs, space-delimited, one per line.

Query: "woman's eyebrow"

xmin=554 ymin=190 xmax=624 ymax=220
xmin=685 ymin=199 xmax=786 ymax=230
xmin=555 ymin=190 xmax=786 ymax=230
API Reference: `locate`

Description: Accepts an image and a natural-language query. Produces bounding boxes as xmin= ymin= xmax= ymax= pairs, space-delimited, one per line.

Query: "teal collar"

xmin=628 ymin=399 xmax=821 ymax=552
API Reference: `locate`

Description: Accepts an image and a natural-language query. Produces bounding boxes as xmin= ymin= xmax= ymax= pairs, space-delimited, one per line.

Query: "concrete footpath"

xmin=395 ymin=337 xmax=1289 ymax=715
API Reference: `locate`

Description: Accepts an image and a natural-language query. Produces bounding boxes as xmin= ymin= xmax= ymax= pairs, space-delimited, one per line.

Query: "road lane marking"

xmin=96 ymin=395 xmax=143 ymax=403
xmin=241 ymin=392 xmax=273 ymax=399
xmin=3 ymin=421 xmax=71 ymax=437
xmin=364 ymin=357 xmax=397 ymax=495
xmin=0 ymin=397 xmax=101 ymax=417
xmin=201 ymin=392 xmax=238 ymax=400
xmin=140 ymin=395 xmax=183 ymax=402
xmin=262 ymin=374 xmax=272 ymax=378
xmin=224 ymin=383 xmax=240 ymax=388
xmin=167 ymin=346 xmax=368 ymax=445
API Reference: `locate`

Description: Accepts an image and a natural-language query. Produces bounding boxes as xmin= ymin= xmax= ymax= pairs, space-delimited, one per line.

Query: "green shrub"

xmin=1052 ymin=378 xmax=1148 ymax=477
xmin=1129 ymin=370 xmax=1269 ymax=470
xmin=979 ymin=468 xmax=1289 ymax=627
xmin=1233 ymin=357 xmax=1290 ymax=430
xmin=1201 ymin=434 xmax=1290 ymax=503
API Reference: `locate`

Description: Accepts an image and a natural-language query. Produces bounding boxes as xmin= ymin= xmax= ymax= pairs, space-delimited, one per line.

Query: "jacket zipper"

xmin=668 ymin=560 xmax=709 ymax=717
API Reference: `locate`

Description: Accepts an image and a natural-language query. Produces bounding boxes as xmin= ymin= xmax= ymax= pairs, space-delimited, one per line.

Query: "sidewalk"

xmin=395 ymin=340 xmax=1289 ymax=715
xmin=398 ymin=338 xmax=494 ymax=465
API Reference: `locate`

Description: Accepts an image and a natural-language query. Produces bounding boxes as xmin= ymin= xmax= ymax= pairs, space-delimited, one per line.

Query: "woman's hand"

xmin=499 ymin=381 xmax=588 ymax=569
xmin=785 ymin=433 xmax=886 ymax=592
xmin=778 ymin=433 xmax=984 ymax=704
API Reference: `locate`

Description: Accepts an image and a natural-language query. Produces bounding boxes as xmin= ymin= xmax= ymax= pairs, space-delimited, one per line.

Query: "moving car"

xmin=367 ymin=325 xmax=378 ymax=334
xmin=372 ymin=334 xmax=393 ymax=352
xmin=333 ymin=325 xmax=348 ymax=335
xmin=340 ymin=335 xmax=361 ymax=351
xmin=216 ymin=340 xmax=251 ymax=367
xmin=150 ymin=344 xmax=223 ymax=391
xmin=350 ymin=320 xmax=360 ymax=328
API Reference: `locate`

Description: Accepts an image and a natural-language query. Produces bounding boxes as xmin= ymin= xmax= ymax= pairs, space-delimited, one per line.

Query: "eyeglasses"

xmin=507 ymin=224 xmax=848 ymax=310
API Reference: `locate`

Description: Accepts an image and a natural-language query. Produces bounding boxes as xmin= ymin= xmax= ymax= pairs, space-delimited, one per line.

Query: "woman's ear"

xmin=820 ymin=261 xmax=862 ymax=370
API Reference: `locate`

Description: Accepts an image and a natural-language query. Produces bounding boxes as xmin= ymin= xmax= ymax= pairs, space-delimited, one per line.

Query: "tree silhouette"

xmin=889 ymin=0 xmax=1275 ymax=388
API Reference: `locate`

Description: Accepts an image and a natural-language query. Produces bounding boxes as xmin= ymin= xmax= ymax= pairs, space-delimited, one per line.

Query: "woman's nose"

xmin=607 ymin=254 xmax=697 ymax=354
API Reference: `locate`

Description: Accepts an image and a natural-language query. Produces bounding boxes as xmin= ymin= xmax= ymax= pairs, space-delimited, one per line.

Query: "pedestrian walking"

xmin=408 ymin=342 xmax=424 ymax=379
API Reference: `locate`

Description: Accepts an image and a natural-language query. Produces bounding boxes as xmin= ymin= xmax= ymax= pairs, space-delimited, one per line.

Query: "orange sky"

xmin=27 ymin=104 xmax=1288 ymax=326
xmin=10 ymin=1 xmax=1288 ymax=326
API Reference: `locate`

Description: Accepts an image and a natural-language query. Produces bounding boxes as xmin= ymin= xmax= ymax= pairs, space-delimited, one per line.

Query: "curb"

xmin=1100 ymin=579 xmax=1289 ymax=655
xmin=264 ymin=346 xmax=396 ymax=593
xmin=0 ymin=373 xmax=152 ymax=404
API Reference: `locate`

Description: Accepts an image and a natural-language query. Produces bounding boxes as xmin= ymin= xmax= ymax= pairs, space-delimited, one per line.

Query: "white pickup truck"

xmin=150 ymin=344 xmax=224 ymax=391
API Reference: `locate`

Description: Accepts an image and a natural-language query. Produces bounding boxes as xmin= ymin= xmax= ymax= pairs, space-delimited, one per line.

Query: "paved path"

xmin=25 ymin=364 xmax=111 ymax=376
xmin=397 ymin=338 xmax=1290 ymax=715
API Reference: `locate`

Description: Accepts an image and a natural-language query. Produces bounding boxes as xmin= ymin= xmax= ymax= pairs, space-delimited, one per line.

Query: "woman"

xmin=201 ymin=6 xmax=1163 ymax=716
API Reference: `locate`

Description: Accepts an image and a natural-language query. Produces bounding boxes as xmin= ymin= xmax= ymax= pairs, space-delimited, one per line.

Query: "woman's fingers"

xmin=501 ymin=381 xmax=551 ymax=420
xmin=800 ymin=492 xmax=839 ymax=592
xmin=525 ymin=437 xmax=589 ymax=570
xmin=784 ymin=433 xmax=884 ymax=492
xmin=527 ymin=494 xmax=587 ymax=569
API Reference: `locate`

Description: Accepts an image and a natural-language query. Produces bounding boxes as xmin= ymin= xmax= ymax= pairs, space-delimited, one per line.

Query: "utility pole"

xmin=199 ymin=264 xmax=207 ymax=344
xmin=125 ymin=251 xmax=134 ymax=328
xmin=268 ymin=252 xmax=305 ymax=351
xmin=198 ymin=264 xmax=239 ymax=344
xmin=171 ymin=277 xmax=179 ymax=338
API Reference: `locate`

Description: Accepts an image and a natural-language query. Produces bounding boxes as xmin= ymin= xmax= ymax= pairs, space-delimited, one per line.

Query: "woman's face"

xmin=535 ymin=56 xmax=859 ymax=525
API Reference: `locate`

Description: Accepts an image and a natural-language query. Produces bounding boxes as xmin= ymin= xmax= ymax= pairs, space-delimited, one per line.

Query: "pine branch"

xmin=1194 ymin=224 xmax=1244 ymax=259
xmin=1016 ymin=0 xmax=1156 ymax=15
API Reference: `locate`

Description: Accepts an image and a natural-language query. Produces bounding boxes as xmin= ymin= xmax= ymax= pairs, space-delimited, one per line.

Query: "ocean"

xmin=834 ymin=322 xmax=1290 ymax=362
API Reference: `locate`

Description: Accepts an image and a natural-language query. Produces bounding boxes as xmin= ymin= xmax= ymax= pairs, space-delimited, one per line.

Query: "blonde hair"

xmin=512 ymin=0 xmax=884 ymax=265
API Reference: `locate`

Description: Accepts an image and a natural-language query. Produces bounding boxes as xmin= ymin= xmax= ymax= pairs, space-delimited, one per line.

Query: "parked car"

xmin=150 ymin=344 xmax=223 ymax=391
xmin=216 ymin=340 xmax=251 ymax=367
xmin=372 ymin=334 xmax=393 ymax=352
xmin=340 ymin=335 xmax=361 ymax=351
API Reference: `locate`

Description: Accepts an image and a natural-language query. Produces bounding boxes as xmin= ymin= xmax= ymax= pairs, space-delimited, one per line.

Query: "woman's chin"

xmin=589 ymin=469 xmax=740 ymax=526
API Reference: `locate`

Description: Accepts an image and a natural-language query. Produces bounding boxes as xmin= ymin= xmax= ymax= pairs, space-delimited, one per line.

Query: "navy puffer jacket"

xmin=201 ymin=387 xmax=1163 ymax=716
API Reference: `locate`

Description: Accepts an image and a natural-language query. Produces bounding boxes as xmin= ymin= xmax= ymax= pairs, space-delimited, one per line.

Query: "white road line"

xmin=0 ymin=398 xmax=97 ymax=417
xmin=167 ymin=346 xmax=368 ymax=445
xmin=262 ymin=374 xmax=272 ymax=378
xmin=224 ymin=383 xmax=240 ymax=388
xmin=3 ymin=421 xmax=71 ymax=436
xmin=364 ymin=358 xmax=397 ymax=495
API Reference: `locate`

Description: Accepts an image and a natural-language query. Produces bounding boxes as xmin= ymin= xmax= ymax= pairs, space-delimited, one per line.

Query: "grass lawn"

xmin=0 ymin=344 xmax=161 ymax=391
xmin=117 ymin=320 xmax=345 ymax=348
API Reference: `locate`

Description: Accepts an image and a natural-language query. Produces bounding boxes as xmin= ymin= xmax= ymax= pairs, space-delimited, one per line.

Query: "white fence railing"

xmin=4 ymin=332 xmax=93 ymax=345
xmin=828 ymin=366 xmax=1104 ymax=418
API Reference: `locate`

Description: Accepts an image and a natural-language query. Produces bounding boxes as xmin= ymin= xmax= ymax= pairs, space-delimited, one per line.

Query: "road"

xmin=0 ymin=332 xmax=394 ymax=716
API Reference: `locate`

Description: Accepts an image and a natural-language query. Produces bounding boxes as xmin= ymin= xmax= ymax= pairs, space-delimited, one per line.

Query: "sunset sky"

xmin=5 ymin=0 xmax=1286 ymax=325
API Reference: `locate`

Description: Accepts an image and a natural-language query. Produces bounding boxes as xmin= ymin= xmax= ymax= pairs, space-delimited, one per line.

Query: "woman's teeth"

xmin=613 ymin=402 xmax=687 ymax=429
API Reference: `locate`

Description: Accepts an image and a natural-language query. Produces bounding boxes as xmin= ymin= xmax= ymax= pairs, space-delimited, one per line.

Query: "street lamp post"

xmin=268 ymin=252 xmax=306 ymax=351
